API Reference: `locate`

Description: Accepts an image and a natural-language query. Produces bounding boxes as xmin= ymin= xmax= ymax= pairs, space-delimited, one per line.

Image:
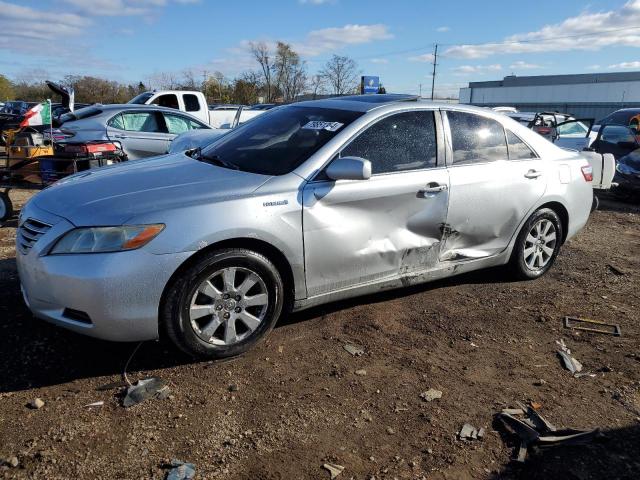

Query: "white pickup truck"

xmin=128 ymin=90 xmax=265 ymax=128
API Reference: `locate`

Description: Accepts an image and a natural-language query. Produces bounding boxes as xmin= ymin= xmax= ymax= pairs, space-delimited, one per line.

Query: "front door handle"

xmin=420 ymin=184 xmax=448 ymax=195
xmin=524 ymin=169 xmax=543 ymax=179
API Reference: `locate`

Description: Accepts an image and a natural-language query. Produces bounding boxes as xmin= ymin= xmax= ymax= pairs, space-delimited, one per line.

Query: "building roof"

xmin=469 ymin=72 xmax=640 ymax=89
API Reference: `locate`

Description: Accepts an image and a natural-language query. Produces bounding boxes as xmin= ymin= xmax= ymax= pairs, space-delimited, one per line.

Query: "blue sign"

xmin=361 ymin=76 xmax=380 ymax=94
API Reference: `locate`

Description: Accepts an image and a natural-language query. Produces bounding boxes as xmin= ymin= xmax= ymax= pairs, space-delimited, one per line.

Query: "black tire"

xmin=591 ymin=193 xmax=599 ymax=212
xmin=161 ymin=248 xmax=284 ymax=359
xmin=509 ymin=208 xmax=563 ymax=280
xmin=0 ymin=192 xmax=13 ymax=222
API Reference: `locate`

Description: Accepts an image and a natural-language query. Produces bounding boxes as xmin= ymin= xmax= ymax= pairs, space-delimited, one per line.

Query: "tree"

xmin=0 ymin=75 xmax=15 ymax=101
xmin=308 ymin=74 xmax=326 ymax=100
xmin=250 ymin=41 xmax=274 ymax=102
xmin=273 ymin=42 xmax=306 ymax=102
xmin=320 ymin=55 xmax=359 ymax=96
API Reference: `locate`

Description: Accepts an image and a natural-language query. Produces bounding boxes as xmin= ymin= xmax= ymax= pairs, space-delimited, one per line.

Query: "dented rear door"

xmin=441 ymin=110 xmax=546 ymax=260
xmin=302 ymin=109 xmax=450 ymax=297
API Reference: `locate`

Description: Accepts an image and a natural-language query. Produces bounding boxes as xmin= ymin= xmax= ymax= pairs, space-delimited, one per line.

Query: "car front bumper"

xmin=16 ymin=202 xmax=192 ymax=342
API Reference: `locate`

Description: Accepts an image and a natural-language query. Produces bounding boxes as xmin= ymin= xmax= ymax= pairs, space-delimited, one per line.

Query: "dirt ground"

xmin=0 ymin=190 xmax=638 ymax=480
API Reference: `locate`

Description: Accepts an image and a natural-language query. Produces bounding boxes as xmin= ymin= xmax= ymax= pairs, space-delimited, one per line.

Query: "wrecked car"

xmin=17 ymin=95 xmax=594 ymax=358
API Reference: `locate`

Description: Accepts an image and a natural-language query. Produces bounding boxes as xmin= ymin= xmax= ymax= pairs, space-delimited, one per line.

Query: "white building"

xmin=459 ymin=72 xmax=640 ymax=120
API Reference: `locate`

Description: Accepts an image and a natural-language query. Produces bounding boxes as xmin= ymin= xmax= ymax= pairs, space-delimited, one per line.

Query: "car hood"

xmin=33 ymin=153 xmax=271 ymax=226
xmin=618 ymin=149 xmax=640 ymax=172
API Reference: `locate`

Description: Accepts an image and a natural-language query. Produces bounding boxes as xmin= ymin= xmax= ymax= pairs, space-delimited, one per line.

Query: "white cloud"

xmin=62 ymin=0 xmax=199 ymax=16
xmin=299 ymin=0 xmax=335 ymax=4
xmin=295 ymin=24 xmax=393 ymax=56
xmin=608 ymin=61 xmax=640 ymax=69
xmin=0 ymin=1 xmax=87 ymax=54
xmin=452 ymin=64 xmax=502 ymax=75
xmin=370 ymin=58 xmax=389 ymax=64
xmin=445 ymin=0 xmax=640 ymax=59
xmin=586 ymin=64 xmax=602 ymax=70
xmin=408 ymin=53 xmax=435 ymax=63
xmin=436 ymin=26 xmax=450 ymax=32
xmin=509 ymin=61 xmax=542 ymax=70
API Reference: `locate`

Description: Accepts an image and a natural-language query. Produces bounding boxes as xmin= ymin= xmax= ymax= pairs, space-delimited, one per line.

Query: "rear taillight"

xmin=581 ymin=165 xmax=593 ymax=182
xmin=534 ymin=126 xmax=553 ymax=136
xmin=64 ymin=142 xmax=118 ymax=154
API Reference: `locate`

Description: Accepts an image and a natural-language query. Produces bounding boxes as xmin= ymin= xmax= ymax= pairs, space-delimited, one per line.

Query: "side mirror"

xmin=326 ymin=156 xmax=372 ymax=181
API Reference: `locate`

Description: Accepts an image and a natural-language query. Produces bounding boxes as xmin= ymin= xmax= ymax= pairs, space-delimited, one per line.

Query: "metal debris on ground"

xmin=84 ymin=401 xmax=104 ymax=407
xmin=343 ymin=344 xmax=364 ymax=356
xmin=96 ymin=380 xmax=128 ymax=391
xmin=555 ymin=339 xmax=584 ymax=376
xmin=166 ymin=459 xmax=195 ymax=480
xmin=123 ymin=377 xmax=170 ymax=408
xmin=458 ymin=423 xmax=485 ymax=440
xmin=497 ymin=402 xmax=602 ymax=462
xmin=322 ymin=462 xmax=345 ymax=479
xmin=564 ymin=316 xmax=621 ymax=336
xmin=420 ymin=388 xmax=442 ymax=402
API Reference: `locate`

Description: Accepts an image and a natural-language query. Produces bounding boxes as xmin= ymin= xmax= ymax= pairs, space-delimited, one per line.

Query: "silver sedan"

xmin=17 ymin=95 xmax=593 ymax=358
xmin=57 ymin=104 xmax=211 ymax=159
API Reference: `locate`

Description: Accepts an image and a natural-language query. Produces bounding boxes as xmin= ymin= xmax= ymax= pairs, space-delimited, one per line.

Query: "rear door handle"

xmin=420 ymin=184 xmax=448 ymax=195
xmin=524 ymin=169 xmax=543 ymax=179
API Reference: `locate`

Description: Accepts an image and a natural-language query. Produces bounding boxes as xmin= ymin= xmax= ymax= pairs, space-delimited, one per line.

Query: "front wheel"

xmin=509 ymin=208 xmax=563 ymax=280
xmin=0 ymin=192 xmax=13 ymax=222
xmin=161 ymin=248 xmax=284 ymax=359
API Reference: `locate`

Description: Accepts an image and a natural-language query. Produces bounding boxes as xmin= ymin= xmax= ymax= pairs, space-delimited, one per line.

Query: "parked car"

xmin=0 ymin=101 xmax=38 ymax=145
xmin=248 ymin=103 xmax=277 ymax=111
xmin=505 ymin=111 xmax=596 ymax=151
xmin=128 ymin=91 xmax=265 ymax=128
xmin=491 ymin=106 xmax=518 ymax=113
xmin=597 ymin=108 xmax=640 ymax=130
xmin=168 ymin=128 xmax=230 ymax=154
xmin=17 ymin=95 xmax=594 ymax=359
xmin=55 ymin=104 xmax=211 ymax=159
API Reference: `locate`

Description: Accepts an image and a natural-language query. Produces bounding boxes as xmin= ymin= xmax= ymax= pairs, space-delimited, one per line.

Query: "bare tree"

xmin=249 ymin=41 xmax=274 ymax=102
xmin=320 ymin=55 xmax=359 ymax=96
xmin=308 ymin=74 xmax=327 ymax=100
xmin=274 ymin=42 xmax=306 ymax=102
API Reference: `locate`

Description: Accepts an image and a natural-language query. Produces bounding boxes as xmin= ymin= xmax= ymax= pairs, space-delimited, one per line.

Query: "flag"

xmin=20 ymin=101 xmax=51 ymax=127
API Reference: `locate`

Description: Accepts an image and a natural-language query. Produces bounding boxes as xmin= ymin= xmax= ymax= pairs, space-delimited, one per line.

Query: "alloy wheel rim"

xmin=523 ymin=219 xmax=557 ymax=271
xmin=189 ymin=266 xmax=269 ymax=346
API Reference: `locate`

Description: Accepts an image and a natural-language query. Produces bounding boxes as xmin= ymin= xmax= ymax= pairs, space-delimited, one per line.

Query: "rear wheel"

xmin=162 ymin=248 xmax=284 ymax=359
xmin=509 ymin=208 xmax=562 ymax=280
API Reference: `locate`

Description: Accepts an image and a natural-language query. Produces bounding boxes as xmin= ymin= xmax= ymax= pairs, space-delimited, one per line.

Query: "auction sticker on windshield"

xmin=302 ymin=121 xmax=344 ymax=132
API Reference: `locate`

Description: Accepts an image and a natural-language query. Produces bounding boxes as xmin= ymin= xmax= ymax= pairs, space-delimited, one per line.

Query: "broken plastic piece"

xmin=123 ymin=377 xmax=169 ymax=408
xmin=85 ymin=401 xmax=104 ymax=407
xmin=556 ymin=339 xmax=583 ymax=375
xmin=564 ymin=316 xmax=621 ymax=336
xmin=322 ymin=462 xmax=345 ymax=479
xmin=166 ymin=459 xmax=195 ymax=480
xmin=343 ymin=344 xmax=364 ymax=356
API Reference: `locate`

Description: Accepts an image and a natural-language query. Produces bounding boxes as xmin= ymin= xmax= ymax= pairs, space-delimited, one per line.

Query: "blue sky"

xmin=1 ymin=0 xmax=640 ymax=97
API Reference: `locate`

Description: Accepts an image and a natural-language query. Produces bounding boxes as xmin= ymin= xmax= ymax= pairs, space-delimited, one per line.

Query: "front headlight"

xmin=50 ymin=224 xmax=164 ymax=254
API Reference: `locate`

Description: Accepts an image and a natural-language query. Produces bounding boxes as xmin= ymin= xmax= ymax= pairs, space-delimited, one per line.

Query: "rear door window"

xmin=163 ymin=113 xmax=208 ymax=135
xmin=506 ymin=130 xmax=538 ymax=160
xmin=341 ymin=110 xmax=438 ymax=174
xmin=183 ymin=94 xmax=201 ymax=112
xmin=447 ymin=111 xmax=508 ymax=165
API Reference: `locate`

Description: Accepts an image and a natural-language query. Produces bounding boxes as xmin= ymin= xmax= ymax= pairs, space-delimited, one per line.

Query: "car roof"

xmin=294 ymin=94 xmax=421 ymax=112
xmin=88 ymin=104 xmax=194 ymax=114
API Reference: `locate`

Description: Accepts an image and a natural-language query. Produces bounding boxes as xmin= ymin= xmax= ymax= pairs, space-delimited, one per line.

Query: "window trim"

xmin=162 ymin=112 xmax=209 ymax=134
xmin=441 ymin=109 xmax=514 ymax=167
xmin=309 ymin=108 xmax=445 ymax=183
xmin=505 ymin=129 xmax=540 ymax=161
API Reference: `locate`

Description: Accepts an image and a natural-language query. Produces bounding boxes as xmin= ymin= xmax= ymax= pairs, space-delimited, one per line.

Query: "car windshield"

xmin=128 ymin=92 xmax=155 ymax=104
xmin=198 ymin=106 xmax=363 ymax=175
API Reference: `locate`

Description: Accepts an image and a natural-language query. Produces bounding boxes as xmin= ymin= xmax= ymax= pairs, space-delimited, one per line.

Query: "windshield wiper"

xmin=187 ymin=147 xmax=239 ymax=170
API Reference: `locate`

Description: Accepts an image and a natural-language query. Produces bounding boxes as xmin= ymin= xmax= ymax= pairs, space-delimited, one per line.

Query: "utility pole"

xmin=202 ymin=70 xmax=208 ymax=94
xmin=419 ymin=83 xmax=422 ymax=97
xmin=430 ymin=44 xmax=438 ymax=100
